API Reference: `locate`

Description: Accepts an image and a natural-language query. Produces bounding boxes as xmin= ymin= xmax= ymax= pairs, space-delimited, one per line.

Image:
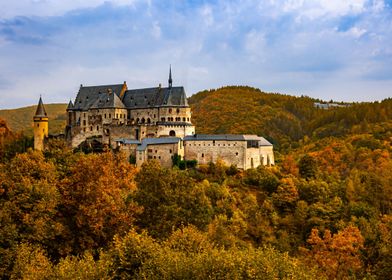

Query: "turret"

xmin=33 ymin=96 xmax=48 ymax=150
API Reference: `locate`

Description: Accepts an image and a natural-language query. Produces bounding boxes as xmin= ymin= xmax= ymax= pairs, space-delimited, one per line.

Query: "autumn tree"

xmin=298 ymin=154 xmax=318 ymax=179
xmin=0 ymin=150 xmax=62 ymax=277
xmin=57 ymin=151 xmax=139 ymax=256
xmin=302 ymin=225 xmax=364 ymax=279
xmin=135 ymin=160 xmax=213 ymax=238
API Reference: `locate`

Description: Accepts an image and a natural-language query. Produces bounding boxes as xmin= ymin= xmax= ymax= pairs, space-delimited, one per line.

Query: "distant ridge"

xmin=0 ymin=103 xmax=67 ymax=136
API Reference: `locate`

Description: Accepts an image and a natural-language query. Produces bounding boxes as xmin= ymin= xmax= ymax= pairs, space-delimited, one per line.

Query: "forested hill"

xmin=0 ymin=103 xmax=68 ymax=136
xmin=189 ymin=86 xmax=392 ymax=151
xmin=1 ymin=87 xmax=391 ymax=151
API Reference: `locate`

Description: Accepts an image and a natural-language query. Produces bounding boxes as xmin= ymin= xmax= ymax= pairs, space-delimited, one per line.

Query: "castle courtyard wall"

xmin=184 ymin=140 xmax=247 ymax=169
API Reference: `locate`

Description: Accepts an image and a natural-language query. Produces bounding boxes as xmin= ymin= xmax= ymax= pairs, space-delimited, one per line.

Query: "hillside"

xmin=0 ymin=103 xmax=68 ymax=136
xmin=0 ymin=87 xmax=391 ymax=279
xmin=189 ymin=86 xmax=392 ymax=151
xmin=1 ymin=87 xmax=391 ymax=151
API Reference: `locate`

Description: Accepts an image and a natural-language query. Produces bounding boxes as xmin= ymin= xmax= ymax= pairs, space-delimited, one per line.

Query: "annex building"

xmin=49 ymin=68 xmax=274 ymax=169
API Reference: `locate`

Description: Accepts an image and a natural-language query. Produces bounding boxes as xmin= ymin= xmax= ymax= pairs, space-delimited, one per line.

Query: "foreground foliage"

xmin=1 ymin=89 xmax=391 ymax=279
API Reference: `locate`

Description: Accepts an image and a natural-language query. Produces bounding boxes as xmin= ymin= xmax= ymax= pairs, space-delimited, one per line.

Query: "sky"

xmin=0 ymin=0 xmax=391 ymax=109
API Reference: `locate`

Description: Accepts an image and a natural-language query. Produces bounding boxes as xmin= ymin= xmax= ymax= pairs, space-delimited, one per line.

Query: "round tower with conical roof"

xmin=33 ymin=96 xmax=48 ymax=150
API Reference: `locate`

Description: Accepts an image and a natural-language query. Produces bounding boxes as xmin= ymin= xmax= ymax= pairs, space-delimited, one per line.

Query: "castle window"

xmin=116 ymin=114 xmax=119 ymax=119
xmin=236 ymin=152 xmax=238 ymax=156
xmin=148 ymin=149 xmax=152 ymax=153
xmin=147 ymin=118 xmax=151 ymax=124
xmin=176 ymin=108 xmax=180 ymax=113
xmin=169 ymin=149 xmax=172 ymax=153
xmin=97 ymin=126 xmax=99 ymax=131
xmin=213 ymin=140 xmax=215 ymax=146
xmin=169 ymin=130 xmax=176 ymax=136
xmin=84 ymin=113 xmax=86 ymax=117
xmin=83 ymin=128 xmax=86 ymax=132
xmin=109 ymin=114 xmax=111 ymax=118
xmin=154 ymin=114 xmax=156 ymax=118
xmin=202 ymin=153 xmax=204 ymax=158
xmin=37 ymin=124 xmax=39 ymax=127
xmin=90 ymin=126 xmax=93 ymax=131
xmin=148 ymin=156 xmax=153 ymax=159
xmin=141 ymin=118 xmax=145 ymax=123
xmin=158 ymin=156 xmax=161 ymax=159
xmin=169 ymin=108 xmax=172 ymax=113
xmin=136 ymin=118 xmax=140 ymax=123
xmin=187 ymin=118 xmax=190 ymax=121
xmin=183 ymin=117 xmax=186 ymax=121
xmin=161 ymin=117 xmax=166 ymax=122
xmin=153 ymin=156 xmax=156 ymax=159
xmin=83 ymin=120 xmax=86 ymax=126
xmin=155 ymin=150 xmax=157 ymax=153
xmin=105 ymin=114 xmax=107 ymax=118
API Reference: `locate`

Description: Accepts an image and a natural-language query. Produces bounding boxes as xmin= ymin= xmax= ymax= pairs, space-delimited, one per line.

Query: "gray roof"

xmin=137 ymin=137 xmax=181 ymax=151
xmin=115 ymin=138 xmax=141 ymax=145
xmin=34 ymin=97 xmax=47 ymax=118
xmin=90 ymin=91 xmax=125 ymax=109
xmin=70 ymin=84 xmax=188 ymax=111
xmin=122 ymin=86 xmax=188 ymax=108
xmin=183 ymin=134 xmax=272 ymax=146
xmin=72 ymin=84 xmax=125 ymax=111
xmin=66 ymin=100 xmax=74 ymax=111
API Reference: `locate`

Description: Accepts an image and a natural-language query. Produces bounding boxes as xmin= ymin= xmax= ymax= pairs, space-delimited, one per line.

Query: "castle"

xmin=35 ymin=69 xmax=274 ymax=169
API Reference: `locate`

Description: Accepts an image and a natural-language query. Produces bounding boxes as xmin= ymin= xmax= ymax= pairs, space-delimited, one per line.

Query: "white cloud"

xmin=0 ymin=0 xmax=391 ymax=108
xmin=200 ymin=5 xmax=214 ymax=27
xmin=151 ymin=21 xmax=161 ymax=39
xmin=346 ymin=26 xmax=367 ymax=38
xmin=0 ymin=0 xmax=138 ymax=19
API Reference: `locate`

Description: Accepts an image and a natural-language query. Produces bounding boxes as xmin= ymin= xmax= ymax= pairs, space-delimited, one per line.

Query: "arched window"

xmin=141 ymin=118 xmax=145 ymax=123
xmin=169 ymin=130 xmax=176 ymax=136
xmin=136 ymin=118 xmax=140 ymax=123
xmin=147 ymin=118 xmax=151 ymax=124
xmin=183 ymin=117 xmax=186 ymax=122
xmin=161 ymin=117 xmax=166 ymax=122
xmin=169 ymin=108 xmax=172 ymax=113
xmin=176 ymin=108 xmax=180 ymax=113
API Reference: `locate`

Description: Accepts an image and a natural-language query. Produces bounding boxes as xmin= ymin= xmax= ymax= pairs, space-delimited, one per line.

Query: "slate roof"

xmin=115 ymin=139 xmax=141 ymax=145
xmin=70 ymin=84 xmax=188 ymax=111
xmin=122 ymin=86 xmax=188 ymax=108
xmin=183 ymin=134 xmax=273 ymax=146
xmin=90 ymin=91 xmax=125 ymax=109
xmin=66 ymin=100 xmax=74 ymax=111
xmin=137 ymin=137 xmax=181 ymax=151
xmin=72 ymin=84 xmax=125 ymax=111
xmin=34 ymin=97 xmax=47 ymax=118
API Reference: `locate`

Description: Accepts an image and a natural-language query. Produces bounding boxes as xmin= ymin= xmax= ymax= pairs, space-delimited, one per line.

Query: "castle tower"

xmin=33 ymin=96 xmax=48 ymax=150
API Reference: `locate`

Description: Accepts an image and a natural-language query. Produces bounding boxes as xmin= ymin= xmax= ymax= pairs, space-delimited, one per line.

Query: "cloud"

xmin=0 ymin=0 xmax=391 ymax=108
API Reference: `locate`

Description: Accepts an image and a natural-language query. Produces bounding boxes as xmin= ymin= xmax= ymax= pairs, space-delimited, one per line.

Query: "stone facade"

xmin=183 ymin=135 xmax=274 ymax=169
xmin=63 ymin=69 xmax=274 ymax=169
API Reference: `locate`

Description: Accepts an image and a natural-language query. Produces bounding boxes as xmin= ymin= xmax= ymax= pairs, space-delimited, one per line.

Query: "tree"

xmin=57 ymin=152 xmax=139 ymax=256
xmin=298 ymin=154 xmax=317 ymax=179
xmin=135 ymin=161 xmax=213 ymax=238
xmin=0 ymin=150 xmax=62 ymax=277
xmin=302 ymin=225 xmax=364 ymax=279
